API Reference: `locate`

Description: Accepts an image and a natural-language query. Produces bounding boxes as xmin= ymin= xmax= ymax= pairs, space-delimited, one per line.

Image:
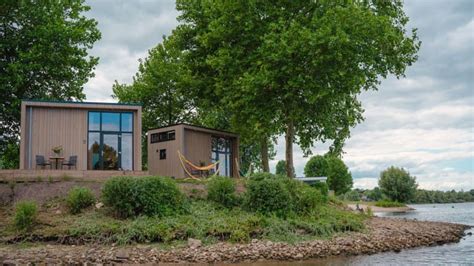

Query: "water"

xmin=241 ymin=202 xmax=474 ymax=266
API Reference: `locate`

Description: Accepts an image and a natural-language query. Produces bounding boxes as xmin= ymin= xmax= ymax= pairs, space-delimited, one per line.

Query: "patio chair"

xmin=62 ymin=155 xmax=77 ymax=170
xmin=36 ymin=155 xmax=52 ymax=169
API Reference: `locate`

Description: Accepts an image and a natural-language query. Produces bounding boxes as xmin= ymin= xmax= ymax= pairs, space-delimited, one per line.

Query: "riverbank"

xmin=347 ymin=203 xmax=415 ymax=213
xmin=0 ymin=217 xmax=469 ymax=264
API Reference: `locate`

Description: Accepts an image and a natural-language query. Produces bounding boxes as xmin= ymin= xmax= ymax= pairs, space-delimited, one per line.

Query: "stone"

xmin=188 ymin=238 xmax=202 ymax=249
xmin=95 ymin=202 xmax=104 ymax=209
xmin=55 ymin=210 xmax=62 ymax=214
xmin=115 ymin=249 xmax=130 ymax=260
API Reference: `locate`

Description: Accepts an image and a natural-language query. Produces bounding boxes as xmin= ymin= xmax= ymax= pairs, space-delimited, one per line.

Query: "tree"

xmin=379 ymin=166 xmax=418 ymax=203
xmin=304 ymin=155 xmax=352 ymax=195
xmin=0 ymin=0 xmax=101 ymax=168
xmin=175 ymin=1 xmax=420 ymax=178
xmin=275 ymin=160 xmax=286 ymax=176
xmin=365 ymin=187 xmax=384 ymax=201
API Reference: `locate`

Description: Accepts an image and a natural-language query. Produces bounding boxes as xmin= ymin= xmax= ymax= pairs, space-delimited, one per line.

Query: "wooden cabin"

xmin=147 ymin=124 xmax=239 ymax=178
xmin=19 ymin=100 xmax=142 ymax=171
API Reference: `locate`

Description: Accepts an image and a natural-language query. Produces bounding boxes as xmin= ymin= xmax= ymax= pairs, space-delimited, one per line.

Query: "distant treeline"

xmin=342 ymin=188 xmax=474 ymax=204
xmin=411 ymin=189 xmax=474 ymax=204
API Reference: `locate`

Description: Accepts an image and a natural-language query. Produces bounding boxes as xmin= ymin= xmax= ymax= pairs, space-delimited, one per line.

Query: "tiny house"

xmin=147 ymin=124 xmax=239 ymax=178
xmin=20 ymin=100 xmax=142 ymax=171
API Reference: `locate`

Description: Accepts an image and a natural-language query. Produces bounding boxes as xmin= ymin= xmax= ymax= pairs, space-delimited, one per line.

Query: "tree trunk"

xmin=285 ymin=119 xmax=295 ymax=178
xmin=260 ymin=138 xmax=270 ymax=172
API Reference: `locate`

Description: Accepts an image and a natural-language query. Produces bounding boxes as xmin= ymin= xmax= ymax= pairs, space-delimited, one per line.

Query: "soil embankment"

xmin=0 ymin=217 xmax=470 ymax=264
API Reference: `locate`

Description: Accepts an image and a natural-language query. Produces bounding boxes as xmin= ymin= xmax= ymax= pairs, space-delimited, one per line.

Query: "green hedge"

xmin=102 ymin=176 xmax=188 ymax=218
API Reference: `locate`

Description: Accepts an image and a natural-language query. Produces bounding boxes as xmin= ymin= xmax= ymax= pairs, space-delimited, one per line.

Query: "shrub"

xmin=102 ymin=176 xmax=188 ymax=218
xmin=304 ymin=155 xmax=353 ymax=195
xmin=282 ymin=178 xmax=323 ymax=214
xmin=14 ymin=201 xmax=38 ymax=231
xmin=244 ymin=177 xmax=292 ymax=216
xmin=102 ymin=176 xmax=136 ymax=218
xmin=312 ymin=182 xmax=329 ymax=202
xmin=134 ymin=176 xmax=188 ymax=217
xmin=207 ymin=176 xmax=239 ymax=208
xmin=374 ymin=200 xmax=406 ymax=208
xmin=66 ymin=187 xmax=95 ymax=214
xmin=249 ymin=172 xmax=278 ymax=181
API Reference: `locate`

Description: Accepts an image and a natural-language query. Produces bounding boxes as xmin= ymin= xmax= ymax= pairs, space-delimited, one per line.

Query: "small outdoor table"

xmin=49 ymin=156 xmax=64 ymax=169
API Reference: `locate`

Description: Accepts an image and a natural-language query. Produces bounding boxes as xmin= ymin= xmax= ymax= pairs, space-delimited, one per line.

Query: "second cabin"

xmin=147 ymin=123 xmax=240 ymax=179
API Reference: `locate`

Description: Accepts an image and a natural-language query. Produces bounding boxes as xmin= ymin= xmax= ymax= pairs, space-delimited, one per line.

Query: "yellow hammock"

xmin=178 ymin=150 xmax=219 ymax=179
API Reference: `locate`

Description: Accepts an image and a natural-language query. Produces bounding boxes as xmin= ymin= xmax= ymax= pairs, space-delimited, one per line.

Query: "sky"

xmin=83 ymin=0 xmax=474 ymax=191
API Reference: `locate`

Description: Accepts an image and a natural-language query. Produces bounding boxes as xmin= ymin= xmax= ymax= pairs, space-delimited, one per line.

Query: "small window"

xmin=151 ymin=130 xmax=176 ymax=143
xmin=159 ymin=149 xmax=167 ymax=160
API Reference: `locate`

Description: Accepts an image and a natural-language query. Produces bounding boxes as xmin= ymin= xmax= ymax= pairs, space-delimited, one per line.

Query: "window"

xmin=212 ymin=137 xmax=232 ymax=177
xmin=150 ymin=130 xmax=176 ymax=143
xmin=87 ymin=111 xmax=134 ymax=170
xmin=159 ymin=149 xmax=167 ymax=160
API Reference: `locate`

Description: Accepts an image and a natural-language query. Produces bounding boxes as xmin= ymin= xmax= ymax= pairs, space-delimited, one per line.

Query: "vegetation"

xmin=374 ymin=200 xmax=406 ymax=208
xmin=207 ymin=176 xmax=240 ymax=208
xmin=379 ymin=166 xmax=418 ymax=203
xmin=244 ymin=173 xmax=324 ymax=217
xmin=312 ymin=182 xmax=329 ymax=202
xmin=412 ymin=189 xmax=474 ymax=204
xmin=2 ymin=176 xmax=365 ymax=245
xmin=275 ymin=160 xmax=287 ymax=176
xmin=13 ymin=201 xmax=38 ymax=231
xmin=304 ymin=155 xmax=353 ymax=195
xmin=102 ymin=176 xmax=188 ymax=218
xmin=0 ymin=0 xmax=101 ymax=168
xmin=66 ymin=187 xmax=96 ymax=214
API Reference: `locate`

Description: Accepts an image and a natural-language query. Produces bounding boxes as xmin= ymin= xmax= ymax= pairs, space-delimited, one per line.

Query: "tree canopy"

xmin=304 ymin=155 xmax=352 ymax=195
xmin=0 ymin=0 xmax=101 ymax=167
xmin=174 ymin=0 xmax=420 ymax=177
xmin=379 ymin=166 xmax=418 ymax=203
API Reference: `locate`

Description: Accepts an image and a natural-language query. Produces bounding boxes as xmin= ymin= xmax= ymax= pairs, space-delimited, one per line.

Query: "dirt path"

xmin=347 ymin=203 xmax=415 ymax=213
xmin=0 ymin=217 xmax=470 ymax=264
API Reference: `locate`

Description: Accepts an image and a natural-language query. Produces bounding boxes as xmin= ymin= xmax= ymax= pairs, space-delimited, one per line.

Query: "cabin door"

xmin=101 ymin=133 xmax=120 ymax=170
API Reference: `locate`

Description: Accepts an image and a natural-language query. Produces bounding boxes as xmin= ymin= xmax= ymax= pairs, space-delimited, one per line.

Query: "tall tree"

xmin=379 ymin=166 xmax=418 ymax=203
xmin=175 ymin=0 xmax=420 ymax=178
xmin=0 ymin=0 xmax=101 ymax=167
xmin=304 ymin=154 xmax=352 ymax=195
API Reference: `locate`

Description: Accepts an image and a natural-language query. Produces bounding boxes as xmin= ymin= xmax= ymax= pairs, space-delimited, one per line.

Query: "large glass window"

xmin=87 ymin=111 xmax=134 ymax=170
xmin=212 ymin=137 xmax=232 ymax=177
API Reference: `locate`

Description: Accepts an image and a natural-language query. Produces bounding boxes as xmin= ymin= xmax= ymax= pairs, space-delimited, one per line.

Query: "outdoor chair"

xmin=62 ymin=155 xmax=77 ymax=169
xmin=35 ymin=155 xmax=52 ymax=169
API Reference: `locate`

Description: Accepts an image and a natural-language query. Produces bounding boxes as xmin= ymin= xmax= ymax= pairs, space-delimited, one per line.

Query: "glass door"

xmin=102 ymin=133 xmax=119 ymax=170
xmin=212 ymin=137 xmax=232 ymax=177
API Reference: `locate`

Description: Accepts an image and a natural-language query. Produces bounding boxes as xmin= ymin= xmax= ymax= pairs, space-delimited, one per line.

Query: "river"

xmin=240 ymin=202 xmax=474 ymax=265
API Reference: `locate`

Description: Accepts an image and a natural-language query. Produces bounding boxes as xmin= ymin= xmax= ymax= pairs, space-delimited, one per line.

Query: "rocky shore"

xmin=0 ymin=217 xmax=470 ymax=264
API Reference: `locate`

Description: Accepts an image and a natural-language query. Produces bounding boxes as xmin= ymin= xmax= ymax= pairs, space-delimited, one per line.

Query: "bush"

xmin=14 ymin=201 xmax=38 ymax=231
xmin=66 ymin=187 xmax=95 ymax=214
xmin=374 ymin=200 xmax=406 ymax=208
xmin=244 ymin=173 xmax=323 ymax=216
xmin=312 ymin=182 xmax=329 ymax=202
xmin=207 ymin=176 xmax=239 ymax=208
xmin=304 ymin=155 xmax=353 ymax=195
xmin=102 ymin=176 xmax=136 ymax=218
xmin=244 ymin=177 xmax=292 ymax=216
xmin=102 ymin=176 xmax=188 ymax=218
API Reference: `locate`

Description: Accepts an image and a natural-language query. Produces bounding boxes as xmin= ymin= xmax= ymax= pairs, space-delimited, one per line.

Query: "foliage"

xmin=243 ymin=176 xmax=292 ymax=217
xmin=66 ymin=187 xmax=95 ymax=214
xmin=374 ymin=200 xmax=406 ymax=208
xmin=245 ymin=172 xmax=323 ymax=216
xmin=379 ymin=166 xmax=418 ymax=203
xmin=304 ymin=155 xmax=353 ymax=195
xmin=65 ymin=201 xmax=365 ymax=245
xmin=364 ymin=187 xmax=384 ymax=201
xmin=13 ymin=201 xmax=38 ymax=231
xmin=0 ymin=141 xmax=19 ymax=169
xmin=312 ymin=182 xmax=329 ymax=202
xmin=411 ymin=189 xmax=474 ymax=204
xmin=207 ymin=176 xmax=239 ymax=208
xmin=341 ymin=190 xmax=362 ymax=202
xmin=0 ymin=0 xmax=101 ymax=161
xmin=102 ymin=176 xmax=188 ymax=218
xmin=275 ymin=160 xmax=287 ymax=175
xmin=175 ymin=0 xmax=420 ymax=177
